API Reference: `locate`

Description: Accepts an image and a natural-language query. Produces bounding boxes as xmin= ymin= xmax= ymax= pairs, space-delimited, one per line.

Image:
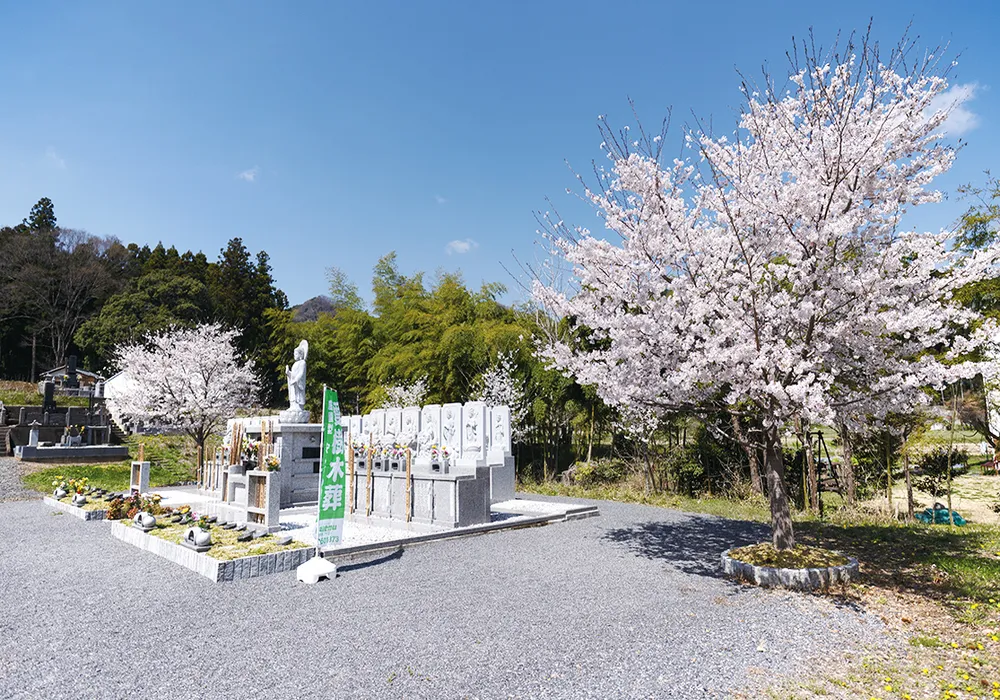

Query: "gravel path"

xmin=0 ymin=457 xmax=40 ymax=502
xmin=0 ymin=493 xmax=894 ymax=699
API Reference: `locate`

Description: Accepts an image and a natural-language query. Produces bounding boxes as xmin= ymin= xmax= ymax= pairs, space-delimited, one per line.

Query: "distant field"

xmin=0 ymin=380 xmax=90 ymax=407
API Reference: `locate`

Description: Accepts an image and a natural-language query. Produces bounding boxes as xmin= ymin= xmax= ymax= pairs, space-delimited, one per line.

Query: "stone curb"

xmin=324 ymin=505 xmax=601 ymax=558
xmin=43 ymin=496 xmax=106 ymax=521
xmin=109 ymin=520 xmax=315 ymax=583
xmin=721 ymin=548 xmax=859 ymax=591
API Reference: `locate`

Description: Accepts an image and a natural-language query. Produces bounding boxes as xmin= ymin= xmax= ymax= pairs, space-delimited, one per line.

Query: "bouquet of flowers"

xmin=242 ymin=439 xmax=259 ymax=463
xmin=264 ymin=454 xmax=281 ymax=471
xmin=430 ymin=445 xmax=450 ymax=463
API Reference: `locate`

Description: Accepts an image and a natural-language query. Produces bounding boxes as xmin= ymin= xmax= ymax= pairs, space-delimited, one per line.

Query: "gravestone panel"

xmin=458 ymin=402 xmax=487 ymax=467
xmin=440 ymin=403 xmax=462 ymax=455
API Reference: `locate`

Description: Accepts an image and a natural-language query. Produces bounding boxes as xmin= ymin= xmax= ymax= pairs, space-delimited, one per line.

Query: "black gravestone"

xmin=42 ymin=381 xmax=56 ymax=412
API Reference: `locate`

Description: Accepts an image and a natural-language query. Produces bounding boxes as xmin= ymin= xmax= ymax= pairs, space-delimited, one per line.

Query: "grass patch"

xmin=521 ymin=479 xmax=773 ymax=522
xmin=728 ymin=543 xmax=848 ymax=568
xmin=22 ymin=433 xmax=214 ymax=493
xmin=796 ymin=520 xmax=1000 ymax=606
xmin=909 ymin=634 xmax=944 ymax=648
xmin=144 ymin=520 xmax=310 ymax=561
xmin=0 ymin=380 xmax=90 ymax=407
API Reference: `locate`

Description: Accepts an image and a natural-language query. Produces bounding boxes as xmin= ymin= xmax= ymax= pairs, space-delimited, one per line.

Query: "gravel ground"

xmin=0 ymin=457 xmax=40 ymax=502
xmin=0 ymin=488 xmax=896 ymax=699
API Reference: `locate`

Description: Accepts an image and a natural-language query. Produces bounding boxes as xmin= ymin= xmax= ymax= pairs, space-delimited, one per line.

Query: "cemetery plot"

xmin=110 ymin=519 xmax=313 ymax=583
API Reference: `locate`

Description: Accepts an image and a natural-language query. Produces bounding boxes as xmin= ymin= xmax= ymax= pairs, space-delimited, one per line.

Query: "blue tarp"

xmin=914 ymin=505 xmax=967 ymax=526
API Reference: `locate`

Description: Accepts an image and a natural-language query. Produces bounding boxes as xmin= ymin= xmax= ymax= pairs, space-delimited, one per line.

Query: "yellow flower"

xmin=885 ymin=684 xmax=893 ymax=692
xmin=951 ymin=642 xmax=959 ymax=648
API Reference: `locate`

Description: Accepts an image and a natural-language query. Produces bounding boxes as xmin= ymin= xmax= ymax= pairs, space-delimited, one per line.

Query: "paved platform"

xmin=152 ymin=485 xmax=599 ymax=554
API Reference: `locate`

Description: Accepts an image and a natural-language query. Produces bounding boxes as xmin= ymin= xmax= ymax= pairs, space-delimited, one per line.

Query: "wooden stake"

xmin=365 ymin=432 xmax=374 ymax=517
xmin=138 ymin=442 xmax=144 ymax=462
xmin=405 ymin=447 xmax=412 ymax=522
xmin=347 ymin=431 xmax=355 ymax=514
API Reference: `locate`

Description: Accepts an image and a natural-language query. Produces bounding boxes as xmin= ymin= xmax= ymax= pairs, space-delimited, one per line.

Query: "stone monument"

xmin=279 ymin=340 xmax=310 ymax=424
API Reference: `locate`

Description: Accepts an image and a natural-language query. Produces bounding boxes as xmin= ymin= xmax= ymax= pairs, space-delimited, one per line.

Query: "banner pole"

xmin=347 ymin=428 xmax=355 ymax=514
xmin=315 ymin=384 xmax=326 ymax=548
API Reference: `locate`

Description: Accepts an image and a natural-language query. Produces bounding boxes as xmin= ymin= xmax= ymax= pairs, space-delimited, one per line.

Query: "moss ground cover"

xmin=54 ymin=494 xmax=109 ymax=512
xmin=728 ymin=543 xmax=849 ymax=568
xmin=141 ymin=519 xmax=310 ymax=561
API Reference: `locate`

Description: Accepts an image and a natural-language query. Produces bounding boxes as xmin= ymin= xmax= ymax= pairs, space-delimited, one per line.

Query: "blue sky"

xmin=2 ymin=1 xmax=998 ymax=306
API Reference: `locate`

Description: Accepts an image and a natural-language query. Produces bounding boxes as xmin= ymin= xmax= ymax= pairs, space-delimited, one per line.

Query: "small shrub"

xmin=566 ymin=458 xmax=628 ymax=486
xmin=107 ymin=498 xmax=124 ymax=520
xmin=912 ymin=447 xmax=969 ymax=496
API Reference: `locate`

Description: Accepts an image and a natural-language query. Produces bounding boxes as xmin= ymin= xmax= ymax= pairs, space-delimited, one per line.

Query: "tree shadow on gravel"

xmin=602 ymin=515 xmax=770 ymax=579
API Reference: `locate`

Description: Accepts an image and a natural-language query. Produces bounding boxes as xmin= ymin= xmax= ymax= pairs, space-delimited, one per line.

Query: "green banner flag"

xmin=317 ymin=386 xmax=347 ymax=548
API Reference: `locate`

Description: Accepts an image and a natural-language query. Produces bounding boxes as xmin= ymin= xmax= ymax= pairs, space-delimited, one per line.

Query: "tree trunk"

xmin=947 ymin=392 xmax=958 ymax=526
xmin=731 ymin=412 xmax=764 ymax=495
xmin=884 ymin=432 xmax=892 ymax=502
xmin=763 ymin=424 xmax=795 ymax=550
xmin=795 ymin=416 xmax=819 ymax=513
xmin=586 ymin=405 xmax=594 ymax=464
xmin=837 ymin=422 xmax=856 ymax=505
xmin=903 ymin=452 xmax=915 ymax=522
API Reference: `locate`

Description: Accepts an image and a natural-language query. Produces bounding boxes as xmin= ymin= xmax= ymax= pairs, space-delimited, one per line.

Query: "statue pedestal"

xmin=278 ymin=408 xmax=310 ymax=424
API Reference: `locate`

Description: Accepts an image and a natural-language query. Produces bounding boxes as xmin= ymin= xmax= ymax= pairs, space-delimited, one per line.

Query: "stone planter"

xmin=721 ymin=549 xmax=859 ymax=591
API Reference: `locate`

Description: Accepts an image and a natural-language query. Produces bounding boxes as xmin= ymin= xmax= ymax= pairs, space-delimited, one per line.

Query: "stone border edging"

xmin=110 ymin=521 xmax=315 ymax=583
xmin=328 ymin=504 xmax=601 ymax=558
xmin=43 ymin=496 xmax=106 ymax=521
xmin=721 ymin=548 xmax=859 ymax=591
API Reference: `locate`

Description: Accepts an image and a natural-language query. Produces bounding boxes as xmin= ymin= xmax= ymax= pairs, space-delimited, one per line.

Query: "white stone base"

xmin=278 ymin=408 xmax=310 ymax=424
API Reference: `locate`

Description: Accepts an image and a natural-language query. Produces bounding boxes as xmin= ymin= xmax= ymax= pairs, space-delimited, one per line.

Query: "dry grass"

xmin=146 ymin=519 xmax=310 ymax=561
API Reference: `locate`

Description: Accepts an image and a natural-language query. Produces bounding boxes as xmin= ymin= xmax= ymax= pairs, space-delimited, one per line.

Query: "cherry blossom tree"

xmin=381 ymin=377 xmax=429 ymax=409
xmin=533 ymin=32 xmax=998 ymax=549
xmin=112 ymin=323 xmax=258 ymax=467
xmin=472 ymin=352 xmax=529 ymax=442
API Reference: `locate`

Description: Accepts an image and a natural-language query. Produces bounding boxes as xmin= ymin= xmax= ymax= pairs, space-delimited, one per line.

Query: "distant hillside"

xmin=292 ymin=295 xmax=337 ymax=322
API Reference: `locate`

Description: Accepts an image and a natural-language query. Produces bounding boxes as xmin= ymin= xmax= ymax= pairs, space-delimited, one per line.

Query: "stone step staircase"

xmin=108 ymin=419 xmax=129 ymax=445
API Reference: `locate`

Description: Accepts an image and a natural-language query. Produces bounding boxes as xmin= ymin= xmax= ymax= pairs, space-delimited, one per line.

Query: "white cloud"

xmin=237 ymin=166 xmax=260 ymax=182
xmin=435 ymin=194 xmax=448 ymax=205
xmin=927 ymin=83 xmax=981 ymax=136
xmin=445 ymin=238 xmax=478 ymax=255
xmin=45 ymin=147 xmax=66 ymax=169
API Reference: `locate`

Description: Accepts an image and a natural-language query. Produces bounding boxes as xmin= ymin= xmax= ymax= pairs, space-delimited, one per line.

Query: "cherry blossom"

xmin=112 ymin=324 xmax=258 ymax=463
xmin=533 ymin=39 xmax=998 ymax=548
